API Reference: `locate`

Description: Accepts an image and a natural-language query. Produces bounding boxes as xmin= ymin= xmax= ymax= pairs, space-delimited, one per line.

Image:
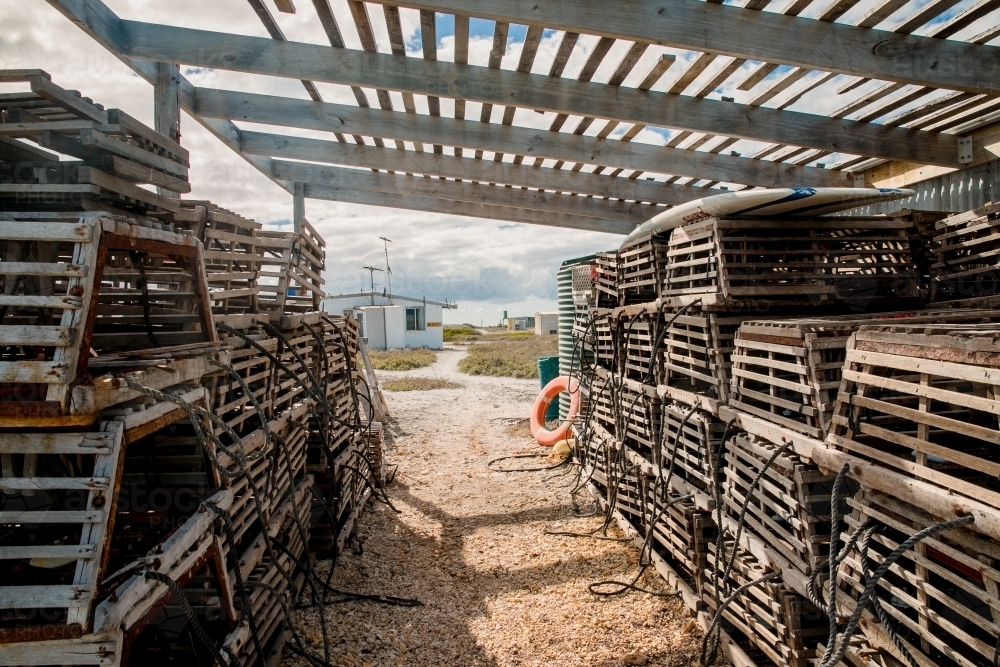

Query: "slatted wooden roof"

xmin=48 ymin=0 xmax=1000 ymax=234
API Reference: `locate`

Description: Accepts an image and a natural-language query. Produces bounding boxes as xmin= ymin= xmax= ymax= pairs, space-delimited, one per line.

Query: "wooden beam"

xmin=862 ymin=120 xmax=1000 ymax=188
xmin=362 ymin=0 xmax=998 ymax=95
xmin=44 ymin=0 xmax=293 ymax=195
xmin=241 ymin=130 xmax=706 ymax=205
xmin=301 ymin=184 xmax=634 ymax=235
xmin=293 ymin=181 xmax=305 ymax=231
xmin=115 ymin=19 xmax=960 ymax=165
xmin=197 ymin=88 xmax=852 ymax=188
xmin=154 ymin=61 xmax=180 ymax=198
xmin=275 ymin=161 xmax=657 ymax=222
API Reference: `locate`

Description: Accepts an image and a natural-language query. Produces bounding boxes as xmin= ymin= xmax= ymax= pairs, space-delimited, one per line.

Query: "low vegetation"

xmin=382 ymin=377 xmax=462 ymax=392
xmin=443 ymin=326 xmax=481 ymax=343
xmin=368 ymin=348 xmax=436 ymax=371
xmin=458 ymin=333 xmax=558 ymax=379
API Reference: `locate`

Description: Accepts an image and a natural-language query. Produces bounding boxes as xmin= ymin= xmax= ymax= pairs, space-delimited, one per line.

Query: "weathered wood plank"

xmin=365 ymin=0 xmax=995 ymax=94
xmin=221 ymin=94 xmax=849 ymax=189
xmin=115 ymin=21 xmax=959 ymax=165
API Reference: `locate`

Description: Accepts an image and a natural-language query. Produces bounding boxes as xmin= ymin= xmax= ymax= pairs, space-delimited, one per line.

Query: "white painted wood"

xmin=68 ymin=421 xmax=123 ymax=628
xmin=116 ymin=22 xmax=958 ymax=165
xmin=49 ymin=218 xmax=100 ymax=406
xmin=361 ymin=0 xmax=994 ymax=94
xmin=0 ymin=510 xmax=102 ymax=523
xmin=0 ymin=221 xmax=93 ymax=242
xmin=0 ymin=432 xmax=115 ymax=454
xmin=0 ymin=545 xmax=96 ymax=559
xmin=0 ymin=361 xmax=71 ymax=384
xmin=0 ymin=325 xmax=76 ymax=347
xmin=0 ymin=585 xmax=85 ymax=608
xmin=0 ymin=631 xmax=120 ymax=667
xmin=0 ymin=261 xmax=89 ymax=277
xmin=0 ymin=476 xmax=109 ymax=491
xmin=0 ymin=295 xmax=81 ymax=309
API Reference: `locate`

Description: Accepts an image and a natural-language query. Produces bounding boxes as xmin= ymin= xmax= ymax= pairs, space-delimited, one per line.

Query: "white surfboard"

xmin=623 ymin=187 xmax=914 ymax=246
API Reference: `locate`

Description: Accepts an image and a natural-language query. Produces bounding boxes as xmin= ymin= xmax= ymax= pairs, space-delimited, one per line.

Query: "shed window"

xmin=406 ymin=307 xmax=425 ymax=331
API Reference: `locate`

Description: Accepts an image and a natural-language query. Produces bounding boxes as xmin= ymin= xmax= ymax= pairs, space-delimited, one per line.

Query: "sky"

xmin=3 ymin=1 xmax=997 ymax=324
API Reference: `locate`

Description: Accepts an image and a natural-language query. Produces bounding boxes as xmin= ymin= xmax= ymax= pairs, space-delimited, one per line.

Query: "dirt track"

xmin=286 ymin=346 xmax=703 ymax=667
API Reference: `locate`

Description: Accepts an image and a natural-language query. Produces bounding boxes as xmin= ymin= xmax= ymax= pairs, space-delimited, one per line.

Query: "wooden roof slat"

xmin=926 ymin=97 xmax=1000 ymax=132
xmin=933 ymin=0 xmax=1000 ymax=39
xmin=343 ymin=1 xmax=394 ymax=151
xmin=500 ymin=24 xmax=543 ymax=125
xmin=550 ymin=36 xmax=615 ymax=131
xmin=303 ymin=182 xmax=636 ymax=233
xmin=735 ymin=62 xmax=779 ymax=92
xmin=903 ymin=94 xmax=987 ymax=130
xmin=247 ymin=131 xmax=704 ymax=204
xmin=245 ymin=0 xmax=324 ymax=102
xmin=748 ymin=67 xmax=810 ymax=107
xmin=776 ymin=71 xmax=836 ymax=110
xmin=381 ymin=4 xmax=420 ymax=138
xmin=783 ymin=0 xmax=818 ymax=16
xmin=831 ymin=81 xmax=906 ymax=118
xmin=708 ymin=137 xmax=740 ymax=155
xmin=572 ymin=42 xmax=649 ymax=136
xmin=970 ymin=19 xmax=1000 ymax=43
xmin=818 ymin=0 xmax=864 ymax=22
xmin=884 ymin=91 xmax=974 ymax=126
xmin=894 ymin=0 xmax=964 ymax=34
xmin=694 ymin=57 xmax=746 ymax=98
xmin=854 ymin=87 xmax=936 ymax=124
xmin=856 ymin=0 xmax=910 ymax=28
xmin=479 ymin=21 xmax=510 ymax=124
xmin=357 ymin=0 xmax=996 ymax=93
xmin=282 ymin=162 xmax=655 ymax=222
xmin=200 ymin=88 xmax=850 ymax=187
xmin=548 ymin=31 xmax=580 ymax=78
xmin=666 ymin=53 xmax=717 ymax=95
xmin=112 ymin=19 xmax=963 ymax=164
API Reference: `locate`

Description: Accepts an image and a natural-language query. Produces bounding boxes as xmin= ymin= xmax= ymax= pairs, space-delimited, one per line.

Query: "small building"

xmin=324 ymin=292 xmax=457 ymax=350
xmin=506 ymin=315 xmax=535 ymax=331
xmin=535 ymin=312 xmax=558 ymax=335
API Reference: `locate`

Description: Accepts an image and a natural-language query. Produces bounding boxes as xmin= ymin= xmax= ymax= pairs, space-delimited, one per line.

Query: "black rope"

xmin=129 ymin=250 xmax=159 ymax=349
xmin=144 ymin=570 xmax=228 ymax=666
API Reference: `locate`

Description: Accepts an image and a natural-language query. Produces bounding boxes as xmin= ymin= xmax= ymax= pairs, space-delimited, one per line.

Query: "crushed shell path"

xmin=286 ymin=347 xmax=705 ymax=667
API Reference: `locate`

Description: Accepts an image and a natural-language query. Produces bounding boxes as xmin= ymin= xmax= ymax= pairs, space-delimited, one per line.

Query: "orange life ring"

xmin=531 ymin=376 xmax=580 ymax=446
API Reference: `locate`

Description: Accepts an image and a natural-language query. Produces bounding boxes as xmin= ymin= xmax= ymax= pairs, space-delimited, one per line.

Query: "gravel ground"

xmin=285 ymin=346 xmax=705 ymax=667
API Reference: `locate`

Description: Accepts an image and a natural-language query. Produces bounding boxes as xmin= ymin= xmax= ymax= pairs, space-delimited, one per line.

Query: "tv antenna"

xmin=379 ymin=237 xmax=393 ymax=304
xmin=362 ymin=264 xmax=383 ymax=305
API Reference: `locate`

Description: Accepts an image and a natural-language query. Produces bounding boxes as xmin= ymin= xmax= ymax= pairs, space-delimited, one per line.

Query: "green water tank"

xmin=537 ymin=356 xmax=561 ymax=422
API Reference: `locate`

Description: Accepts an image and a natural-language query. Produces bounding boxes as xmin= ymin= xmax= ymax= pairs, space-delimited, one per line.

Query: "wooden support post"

xmin=154 ymin=61 xmax=181 ymax=198
xmin=293 ymin=181 xmax=305 ymax=233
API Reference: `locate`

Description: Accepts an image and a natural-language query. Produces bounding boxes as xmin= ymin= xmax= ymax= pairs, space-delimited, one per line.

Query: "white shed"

xmin=535 ymin=312 xmax=559 ymax=335
xmin=324 ymin=292 xmax=456 ymax=350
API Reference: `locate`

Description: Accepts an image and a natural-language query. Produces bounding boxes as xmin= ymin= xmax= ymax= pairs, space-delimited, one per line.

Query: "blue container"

xmin=537 ymin=356 xmax=561 ymax=422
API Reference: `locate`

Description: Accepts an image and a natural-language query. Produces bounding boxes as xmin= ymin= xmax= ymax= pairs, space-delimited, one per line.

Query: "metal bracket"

xmin=958 ymin=136 xmax=973 ymax=164
xmin=853 ymin=173 xmax=866 ymax=187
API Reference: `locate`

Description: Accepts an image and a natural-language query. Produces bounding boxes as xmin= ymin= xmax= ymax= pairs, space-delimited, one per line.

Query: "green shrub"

xmin=368 ymin=348 xmax=436 ymax=371
xmin=443 ymin=326 xmax=479 ymax=342
xmin=457 ymin=334 xmax=558 ymax=379
xmin=383 ymin=377 xmax=462 ymax=391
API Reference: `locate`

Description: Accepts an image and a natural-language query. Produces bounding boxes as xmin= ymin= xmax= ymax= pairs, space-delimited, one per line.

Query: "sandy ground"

xmin=286 ymin=346 xmax=704 ymax=667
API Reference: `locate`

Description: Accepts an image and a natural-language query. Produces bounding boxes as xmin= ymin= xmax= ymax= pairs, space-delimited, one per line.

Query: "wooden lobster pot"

xmin=827 ymin=323 xmax=1000 ymax=512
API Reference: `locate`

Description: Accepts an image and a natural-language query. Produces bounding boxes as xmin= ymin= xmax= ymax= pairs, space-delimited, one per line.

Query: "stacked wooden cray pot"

xmin=572 ymin=205 xmax=1000 ymax=667
xmin=0 ymin=71 xmax=387 ymax=666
